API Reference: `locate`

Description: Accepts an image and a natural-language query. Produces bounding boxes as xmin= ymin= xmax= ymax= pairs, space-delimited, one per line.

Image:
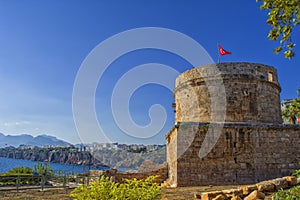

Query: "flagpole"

xmin=217 ymin=43 xmax=232 ymax=63
xmin=217 ymin=43 xmax=220 ymax=64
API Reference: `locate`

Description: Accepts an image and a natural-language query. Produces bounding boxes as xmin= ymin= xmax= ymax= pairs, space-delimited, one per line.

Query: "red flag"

xmin=218 ymin=44 xmax=231 ymax=56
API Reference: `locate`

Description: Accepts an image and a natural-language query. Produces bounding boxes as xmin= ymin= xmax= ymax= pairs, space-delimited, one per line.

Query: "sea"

xmin=0 ymin=157 xmax=110 ymax=175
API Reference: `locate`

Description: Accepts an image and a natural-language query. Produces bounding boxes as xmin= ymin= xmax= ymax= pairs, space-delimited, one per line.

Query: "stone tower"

xmin=166 ymin=62 xmax=300 ymax=187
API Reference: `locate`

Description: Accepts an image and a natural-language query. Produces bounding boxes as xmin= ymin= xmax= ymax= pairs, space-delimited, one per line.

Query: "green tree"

xmin=33 ymin=162 xmax=54 ymax=177
xmin=257 ymin=0 xmax=300 ymax=58
xmin=282 ymin=98 xmax=300 ymax=124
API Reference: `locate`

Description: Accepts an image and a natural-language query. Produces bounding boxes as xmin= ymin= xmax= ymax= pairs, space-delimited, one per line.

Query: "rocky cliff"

xmin=0 ymin=147 xmax=102 ymax=166
xmin=0 ymin=146 xmax=166 ymax=169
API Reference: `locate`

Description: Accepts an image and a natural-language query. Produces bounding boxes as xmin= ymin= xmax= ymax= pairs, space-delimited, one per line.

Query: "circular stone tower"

xmin=174 ymin=62 xmax=282 ymax=124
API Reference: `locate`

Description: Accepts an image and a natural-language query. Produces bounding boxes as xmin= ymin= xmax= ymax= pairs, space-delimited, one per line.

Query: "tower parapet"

xmin=174 ymin=62 xmax=282 ymax=124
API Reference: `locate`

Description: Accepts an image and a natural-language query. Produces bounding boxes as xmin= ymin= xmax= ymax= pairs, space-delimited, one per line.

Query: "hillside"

xmin=91 ymin=148 xmax=166 ymax=168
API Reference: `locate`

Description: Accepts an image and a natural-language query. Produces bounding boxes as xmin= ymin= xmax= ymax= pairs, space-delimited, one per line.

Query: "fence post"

xmin=75 ymin=174 xmax=78 ymax=185
xmin=63 ymin=175 xmax=66 ymax=188
xmin=41 ymin=176 xmax=45 ymax=191
xmin=16 ymin=176 xmax=20 ymax=192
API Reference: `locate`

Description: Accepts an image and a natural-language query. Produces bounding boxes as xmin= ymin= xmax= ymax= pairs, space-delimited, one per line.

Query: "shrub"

xmin=6 ymin=166 xmax=34 ymax=175
xmin=70 ymin=175 xmax=162 ymax=200
xmin=293 ymin=169 xmax=300 ymax=178
xmin=0 ymin=164 xmax=54 ymax=186
xmin=292 ymin=162 xmax=300 ymax=178
xmin=272 ymin=186 xmax=300 ymax=200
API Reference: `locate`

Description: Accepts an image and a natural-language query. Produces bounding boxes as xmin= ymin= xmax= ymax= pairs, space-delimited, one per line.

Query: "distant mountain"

xmin=0 ymin=133 xmax=71 ymax=147
xmin=26 ymin=135 xmax=71 ymax=147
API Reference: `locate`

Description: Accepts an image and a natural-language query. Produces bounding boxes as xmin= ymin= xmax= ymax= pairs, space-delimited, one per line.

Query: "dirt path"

xmin=0 ymin=188 xmax=73 ymax=200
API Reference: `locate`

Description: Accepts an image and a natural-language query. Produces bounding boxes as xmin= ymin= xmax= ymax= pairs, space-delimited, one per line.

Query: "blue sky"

xmin=0 ymin=1 xmax=299 ymax=145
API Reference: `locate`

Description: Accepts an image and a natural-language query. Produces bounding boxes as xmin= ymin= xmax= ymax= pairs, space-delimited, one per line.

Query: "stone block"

xmin=231 ymin=195 xmax=242 ymax=200
xmin=271 ymin=177 xmax=289 ymax=189
xmin=256 ymin=181 xmax=275 ymax=192
xmin=240 ymin=185 xmax=258 ymax=195
xmin=194 ymin=193 xmax=201 ymax=199
xmin=284 ymin=176 xmax=297 ymax=186
xmin=222 ymin=188 xmax=243 ymax=197
xmin=244 ymin=190 xmax=265 ymax=200
xmin=201 ymin=191 xmax=224 ymax=200
xmin=212 ymin=194 xmax=228 ymax=200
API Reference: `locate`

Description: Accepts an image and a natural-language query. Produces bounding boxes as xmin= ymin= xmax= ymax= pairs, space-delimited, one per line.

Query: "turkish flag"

xmin=218 ymin=44 xmax=232 ymax=56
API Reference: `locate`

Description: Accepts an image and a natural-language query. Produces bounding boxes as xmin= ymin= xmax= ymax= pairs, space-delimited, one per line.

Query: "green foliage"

xmin=0 ymin=163 xmax=54 ymax=186
xmin=293 ymin=169 xmax=300 ymax=177
xmin=293 ymin=162 xmax=300 ymax=177
xmin=34 ymin=162 xmax=55 ymax=177
xmin=272 ymin=186 xmax=300 ymax=200
xmin=257 ymin=0 xmax=300 ymax=58
xmin=282 ymin=98 xmax=300 ymax=124
xmin=70 ymin=175 xmax=162 ymax=200
xmin=6 ymin=166 xmax=34 ymax=175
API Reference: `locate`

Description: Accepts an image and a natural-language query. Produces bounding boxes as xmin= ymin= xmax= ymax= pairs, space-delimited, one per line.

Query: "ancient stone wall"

xmin=166 ymin=123 xmax=300 ymax=186
xmin=166 ymin=62 xmax=300 ymax=187
xmin=89 ymin=165 xmax=168 ymax=184
xmin=174 ymin=63 xmax=282 ymax=124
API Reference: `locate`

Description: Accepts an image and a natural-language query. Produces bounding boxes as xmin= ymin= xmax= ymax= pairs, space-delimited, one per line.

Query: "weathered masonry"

xmin=166 ymin=62 xmax=300 ymax=187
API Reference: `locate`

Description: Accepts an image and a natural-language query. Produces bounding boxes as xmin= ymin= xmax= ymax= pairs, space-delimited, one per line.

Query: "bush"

xmin=6 ymin=166 xmax=34 ymax=175
xmin=70 ymin=175 xmax=162 ymax=200
xmin=0 ymin=163 xmax=54 ymax=186
xmin=293 ymin=169 xmax=300 ymax=178
xmin=272 ymin=186 xmax=300 ymax=200
xmin=293 ymin=162 xmax=300 ymax=178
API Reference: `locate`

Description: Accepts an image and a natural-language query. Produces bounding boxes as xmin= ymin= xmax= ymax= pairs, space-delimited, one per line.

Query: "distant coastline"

xmin=0 ymin=157 xmax=105 ymax=175
xmin=0 ymin=144 xmax=166 ymax=170
xmin=0 ymin=146 xmax=105 ymax=167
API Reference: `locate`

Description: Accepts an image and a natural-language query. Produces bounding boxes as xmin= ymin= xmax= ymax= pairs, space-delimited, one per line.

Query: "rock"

xmin=194 ymin=193 xmax=201 ymax=199
xmin=256 ymin=181 xmax=275 ymax=192
xmin=231 ymin=195 xmax=242 ymax=200
xmin=244 ymin=190 xmax=265 ymax=200
xmin=201 ymin=191 xmax=224 ymax=200
xmin=222 ymin=188 xmax=243 ymax=198
xmin=212 ymin=194 xmax=227 ymax=200
xmin=284 ymin=176 xmax=297 ymax=186
xmin=271 ymin=177 xmax=289 ymax=190
xmin=240 ymin=185 xmax=258 ymax=195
